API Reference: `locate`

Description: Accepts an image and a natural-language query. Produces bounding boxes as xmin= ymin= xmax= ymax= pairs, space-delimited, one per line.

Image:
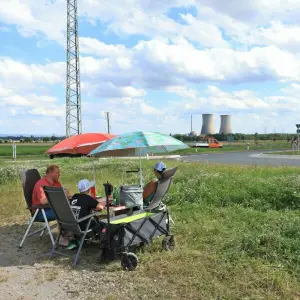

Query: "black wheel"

xmin=121 ymin=252 xmax=138 ymax=271
xmin=98 ymin=249 xmax=104 ymax=263
xmin=162 ymin=235 xmax=175 ymax=251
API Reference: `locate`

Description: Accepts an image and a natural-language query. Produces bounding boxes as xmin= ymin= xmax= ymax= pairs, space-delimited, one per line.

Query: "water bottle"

xmin=113 ymin=186 xmax=119 ymax=205
xmin=90 ymin=185 xmax=96 ymax=199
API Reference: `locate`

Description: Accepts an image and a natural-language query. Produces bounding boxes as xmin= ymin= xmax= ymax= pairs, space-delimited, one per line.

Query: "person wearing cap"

xmin=70 ymin=179 xmax=105 ymax=228
xmin=143 ymin=161 xmax=167 ymax=206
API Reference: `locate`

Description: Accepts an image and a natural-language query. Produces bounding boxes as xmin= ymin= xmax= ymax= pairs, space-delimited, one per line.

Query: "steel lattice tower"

xmin=66 ymin=0 xmax=82 ymax=137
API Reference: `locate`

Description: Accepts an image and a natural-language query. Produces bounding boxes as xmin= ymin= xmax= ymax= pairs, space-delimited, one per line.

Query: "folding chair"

xmin=19 ymin=169 xmax=56 ymax=248
xmin=43 ymin=186 xmax=100 ymax=266
xmin=146 ymin=167 xmax=177 ymax=210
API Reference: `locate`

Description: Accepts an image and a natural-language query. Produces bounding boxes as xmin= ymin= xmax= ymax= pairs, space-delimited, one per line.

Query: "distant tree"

xmin=24 ymin=137 xmax=32 ymax=143
xmin=0 ymin=139 xmax=3 ymax=144
xmin=43 ymin=137 xmax=50 ymax=142
xmin=50 ymin=135 xmax=56 ymax=142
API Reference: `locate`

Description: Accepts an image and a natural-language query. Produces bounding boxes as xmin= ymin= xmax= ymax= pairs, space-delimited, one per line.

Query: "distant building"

xmin=219 ymin=115 xmax=232 ymax=134
xmin=201 ymin=114 xmax=215 ymax=134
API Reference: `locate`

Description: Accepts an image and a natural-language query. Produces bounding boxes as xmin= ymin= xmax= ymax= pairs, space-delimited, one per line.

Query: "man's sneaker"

xmin=66 ymin=240 xmax=78 ymax=250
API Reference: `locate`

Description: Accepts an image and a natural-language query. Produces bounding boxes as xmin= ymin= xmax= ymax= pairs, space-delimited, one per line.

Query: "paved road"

xmin=181 ymin=150 xmax=300 ymax=167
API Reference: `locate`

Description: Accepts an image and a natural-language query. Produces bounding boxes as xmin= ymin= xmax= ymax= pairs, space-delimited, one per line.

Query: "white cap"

xmin=153 ymin=161 xmax=166 ymax=172
xmin=77 ymin=179 xmax=95 ymax=193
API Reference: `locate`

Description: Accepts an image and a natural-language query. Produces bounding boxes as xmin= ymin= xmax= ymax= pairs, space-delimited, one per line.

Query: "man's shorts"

xmin=35 ymin=208 xmax=56 ymax=222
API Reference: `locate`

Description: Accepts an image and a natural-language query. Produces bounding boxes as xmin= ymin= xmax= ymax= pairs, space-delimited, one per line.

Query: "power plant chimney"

xmin=219 ymin=115 xmax=232 ymax=134
xmin=201 ymin=114 xmax=214 ymax=135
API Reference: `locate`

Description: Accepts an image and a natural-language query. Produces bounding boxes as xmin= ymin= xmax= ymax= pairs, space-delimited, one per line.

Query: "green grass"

xmin=0 ymin=144 xmax=50 ymax=158
xmin=172 ymin=140 xmax=291 ymax=155
xmin=1 ymin=158 xmax=300 ymax=298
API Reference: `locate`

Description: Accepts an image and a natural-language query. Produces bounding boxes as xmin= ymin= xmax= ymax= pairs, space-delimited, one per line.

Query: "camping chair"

xmin=146 ymin=167 xmax=177 ymax=211
xmin=43 ymin=186 xmax=100 ymax=266
xmin=19 ymin=169 xmax=56 ymax=248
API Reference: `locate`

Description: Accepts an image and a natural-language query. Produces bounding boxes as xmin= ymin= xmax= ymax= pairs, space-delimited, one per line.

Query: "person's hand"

xmin=64 ymin=188 xmax=72 ymax=199
xmin=96 ymin=203 xmax=105 ymax=211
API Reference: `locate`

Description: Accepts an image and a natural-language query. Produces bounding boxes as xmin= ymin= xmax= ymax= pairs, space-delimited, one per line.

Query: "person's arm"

xmin=143 ymin=180 xmax=157 ymax=199
xmin=39 ymin=187 xmax=48 ymax=205
xmin=95 ymin=202 xmax=105 ymax=210
xmin=87 ymin=196 xmax=104 ymax=211
xmin=63 ymin=188 xmax=72 ymax=199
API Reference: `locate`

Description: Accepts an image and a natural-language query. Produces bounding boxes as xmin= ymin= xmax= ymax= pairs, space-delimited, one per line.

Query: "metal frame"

xmin=19 ymin=208 xmax=55 ymax=248
xmin=66 ymin=0 xmax=82 ymax=137
xmin=50 ymin=215 xmax=96 ymax=266
xmin=101 ymin=209 xmax=170 ymax=254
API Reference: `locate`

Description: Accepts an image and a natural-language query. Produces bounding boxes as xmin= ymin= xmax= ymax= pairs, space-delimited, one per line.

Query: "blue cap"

xmin=153 ymin=161 xmax=166 ymax=172
xmin=77 ymin=179 xmax=95 ymax=193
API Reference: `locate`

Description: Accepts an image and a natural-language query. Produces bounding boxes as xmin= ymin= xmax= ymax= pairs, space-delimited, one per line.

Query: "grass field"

xmin=0 ymin=143 xmax=51 ymax=158
xmin=0 ymin=140 xmax=291 ymax=159
xmin=1 ymin=157 xmax=300 ymax=298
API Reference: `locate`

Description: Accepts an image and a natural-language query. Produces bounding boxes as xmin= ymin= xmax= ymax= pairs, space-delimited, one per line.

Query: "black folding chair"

xmin=146 ymin=167 xmax=177 ymax=210
xmin=43 ymin=186 xmax=100 ymax=266
xmin=19 ymin=169 xmax=55 ymax=248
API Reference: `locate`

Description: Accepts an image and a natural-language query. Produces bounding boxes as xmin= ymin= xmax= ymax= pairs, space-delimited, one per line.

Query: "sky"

xmin=1 ymin=0 xmax=300 ymax=135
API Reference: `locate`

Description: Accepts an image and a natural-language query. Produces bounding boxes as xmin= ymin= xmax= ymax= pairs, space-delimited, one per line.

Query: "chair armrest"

xmin=77 ymin=212 xmax=99 ymax=223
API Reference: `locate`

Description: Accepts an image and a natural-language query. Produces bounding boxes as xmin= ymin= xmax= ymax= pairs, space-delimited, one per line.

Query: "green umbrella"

xmin=89 ymin=131 xmax=189 ymax=186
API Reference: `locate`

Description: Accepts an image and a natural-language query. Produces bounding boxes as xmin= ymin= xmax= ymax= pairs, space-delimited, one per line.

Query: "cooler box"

xmin=119 ymin=185 xmax=143 ymax=208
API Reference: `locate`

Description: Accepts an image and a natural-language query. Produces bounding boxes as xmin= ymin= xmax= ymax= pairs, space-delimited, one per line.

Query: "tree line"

xmin=171 ymin=133 xmax=296 ymax=142
xmin=0 ymin=135 xmax=63 ymax=143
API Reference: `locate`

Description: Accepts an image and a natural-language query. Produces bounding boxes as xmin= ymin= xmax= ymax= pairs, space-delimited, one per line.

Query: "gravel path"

xmin=0 ymin=220 xmax=150 ymax=300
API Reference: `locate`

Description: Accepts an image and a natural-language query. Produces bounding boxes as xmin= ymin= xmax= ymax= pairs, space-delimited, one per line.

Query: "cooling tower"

xmin=219 ymin=115 xmax=232 ymax=134
xmin=201 ymin=114 xmax=215 ymax=135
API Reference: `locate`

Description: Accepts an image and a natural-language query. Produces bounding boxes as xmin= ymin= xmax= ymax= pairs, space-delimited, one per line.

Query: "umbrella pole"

xmin=92 ymin=158 xmax=96 ymax=197
xmin=139 ymin=148 xmax=143 ymax=187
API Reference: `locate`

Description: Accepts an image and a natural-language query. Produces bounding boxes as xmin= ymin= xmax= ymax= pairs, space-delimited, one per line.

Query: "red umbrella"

xmin=46 ymin=133 xmax=117 ymax=156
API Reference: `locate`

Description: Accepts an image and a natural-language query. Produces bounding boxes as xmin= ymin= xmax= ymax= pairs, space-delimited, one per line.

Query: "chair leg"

xmin=19 ymin=209 xmax=39 ymax=248
xmin=74 ymin=218 xmax=92 ymax=266
xmin=41 ymin=209 xmax=55 ymax=246
xmin=50 ymin=230 xmax=61 ymax=259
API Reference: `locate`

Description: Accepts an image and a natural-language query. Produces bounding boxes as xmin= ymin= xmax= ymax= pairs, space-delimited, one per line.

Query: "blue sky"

xmin=1 ymin=0 xmax=300 ymax=135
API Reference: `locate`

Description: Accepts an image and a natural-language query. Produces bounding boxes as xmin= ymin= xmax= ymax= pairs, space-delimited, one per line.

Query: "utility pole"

xmin=105 ymin=112 xmax=111 ymax=134
xmin=66 ymin=0 xmax=82 ymax=137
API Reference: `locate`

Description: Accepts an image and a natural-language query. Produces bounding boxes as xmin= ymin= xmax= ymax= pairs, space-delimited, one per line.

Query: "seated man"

xmin=32 ymin=164 xmax=71 ymax=221
xmin=143 ymin=161 xmax=166 ymax=206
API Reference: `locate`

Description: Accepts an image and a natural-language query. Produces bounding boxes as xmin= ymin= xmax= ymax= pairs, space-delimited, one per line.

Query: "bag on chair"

xmin=119 ymin=185 xmax=143 ymax=208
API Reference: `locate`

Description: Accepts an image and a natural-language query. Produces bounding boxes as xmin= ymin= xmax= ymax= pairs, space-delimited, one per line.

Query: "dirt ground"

xmin=0 ymin=218 xmax=156 ymax=300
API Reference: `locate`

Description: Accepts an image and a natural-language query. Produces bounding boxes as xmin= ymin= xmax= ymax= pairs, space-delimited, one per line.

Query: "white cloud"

xmin=0 ymin=26 xmax=10 ymax=32
xmin=80 ymin=37 xmax=127 ymax=57
xmin=29 ymin=106 xmax=64 ymax=117
xmin=242 ymin=22 xmax=300 ymax=53
xmin=165 ymin=86 xmax=200 ymax=100
xmin=77 ymin=38 xmax=300 ymax=89
xmin=0 ymin=58 xmax=64 ymax=91
xmin=0 ymin=0 xmax=65 ymax=42
xmin=82 ymin=81 xmax=146 ymax=98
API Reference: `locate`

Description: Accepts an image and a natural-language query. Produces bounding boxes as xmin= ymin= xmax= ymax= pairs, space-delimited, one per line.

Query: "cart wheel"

xmin=162 ymin=235 xmax=175 ymax=251
xmin=121 ymin=252 xmax=138 ymax=271
xmin=98 ymin=249 xmax=104 ymax=263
